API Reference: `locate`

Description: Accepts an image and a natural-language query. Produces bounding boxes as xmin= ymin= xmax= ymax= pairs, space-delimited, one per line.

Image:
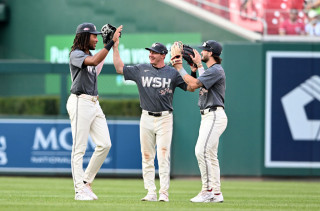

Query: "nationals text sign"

xmin=0 ymin=119 xmax=142 ymax=174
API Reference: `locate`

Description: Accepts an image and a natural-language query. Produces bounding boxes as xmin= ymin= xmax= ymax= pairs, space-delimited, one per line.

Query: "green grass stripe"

xmin=0 ymin=177 xmax=319 ymax=211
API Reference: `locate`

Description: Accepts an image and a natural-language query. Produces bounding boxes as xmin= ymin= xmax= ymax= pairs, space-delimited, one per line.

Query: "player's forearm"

xmin=87 ymin=41 xmax=115 ymax=66
xmin=177 ymin=67 xmax=201 ymax=89
xmin=84 ymin=48 xmax=109 ymax=66
xmin=191 ymin=66 xmax=204 ymax=78
xmin=184 ymin=74 xmax=201 ymax=89
xmin=113 ymin=47 xmax=124 ymax=75
xmin=96 ymin=58 xmax=106 ymax=75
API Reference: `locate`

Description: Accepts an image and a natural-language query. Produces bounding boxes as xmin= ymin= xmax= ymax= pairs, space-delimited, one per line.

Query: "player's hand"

xmin=191 ymin=49 xmax=202 ymax=67
xmin=190 ymin=65 xmax=197 ymax=72
xmin=113 ymin=39 xmax=119 ymax=49
xmin=112 ymin=25 xmax=123 ymax=42
xmin=173 ymin=63 xmax=183 ymax=71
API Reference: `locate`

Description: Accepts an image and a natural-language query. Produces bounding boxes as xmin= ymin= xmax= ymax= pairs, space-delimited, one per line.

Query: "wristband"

xmin=198 ymin=67 xmax=205 ymax=76
xmin=197 ymin=62 xmax=203 ymax=67
xmin=178 ymin=67 xmax=188 ymax=78
xmin=104 ymin=40 xmax=115 ymax=51
xmin=191 ymin=70 xmax=197 ymax=78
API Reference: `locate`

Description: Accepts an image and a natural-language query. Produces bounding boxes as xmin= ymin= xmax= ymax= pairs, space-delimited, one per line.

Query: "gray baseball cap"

xmin=145 ymin=43 xmax=168 ymax=54
xmin=199 ymin=40 xmax=222 ymax=56
xmin=76 ymin=23 xmax=102 ymax=34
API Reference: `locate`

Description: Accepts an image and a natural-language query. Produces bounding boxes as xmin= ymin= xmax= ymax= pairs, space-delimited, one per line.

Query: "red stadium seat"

xmin=186 ymin=0 xmax=306 ymax=35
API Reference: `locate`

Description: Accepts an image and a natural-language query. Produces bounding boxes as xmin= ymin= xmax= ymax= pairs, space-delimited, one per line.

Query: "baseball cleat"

xmin=159 ymin=193 xmax=169 ymax=202
xmin=141 ymin=192 xmax=157 ymax=202
xmin=84 ymin=183 xmax=98 ymax=200
xmin=209 ymin=193 xmax=224 ymax=203
xmin=74 ymin=191 xmax=94 ymax=201
xmin=190 ymin=190 xmax=214 ymax=203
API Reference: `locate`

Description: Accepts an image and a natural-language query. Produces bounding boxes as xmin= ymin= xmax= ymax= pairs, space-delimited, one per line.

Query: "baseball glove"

xmin=101 ymin=23 xmax=121 ymax=44
xmin=170 ymin=41 xmax=183 ymax=66
xmin=182 ymin=44 xmax=197 ymax=68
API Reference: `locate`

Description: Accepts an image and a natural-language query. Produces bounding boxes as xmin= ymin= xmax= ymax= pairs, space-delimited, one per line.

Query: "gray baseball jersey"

xmin=197 ymin=64 xmax=226 ymax=110
xmin=69 ymin=49 xmax=98 ymax=96
xmin=123 ymin=64 xmax=187 ymax=112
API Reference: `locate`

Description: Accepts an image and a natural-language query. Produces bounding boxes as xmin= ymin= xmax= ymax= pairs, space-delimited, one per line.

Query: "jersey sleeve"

xmin=198 ymin=67 xmax=224 ymax=90
xmin=123 ymin=65 xmax=140 ymax=81
xmin=70 ymin=50 xmax=89 ymax=68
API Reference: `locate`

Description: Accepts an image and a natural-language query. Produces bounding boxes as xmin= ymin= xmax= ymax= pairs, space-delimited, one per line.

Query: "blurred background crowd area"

xmin=185 ymin=0 xmax=320 ymax=36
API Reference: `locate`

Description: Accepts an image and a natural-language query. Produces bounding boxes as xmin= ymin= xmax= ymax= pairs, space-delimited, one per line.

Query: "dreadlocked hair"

xmin=70 ymin=32 xmax=91 ymax=55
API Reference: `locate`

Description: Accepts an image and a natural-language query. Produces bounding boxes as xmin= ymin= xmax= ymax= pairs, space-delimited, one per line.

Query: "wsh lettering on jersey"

xmin=142 ymin=76 xmax=171 ymax=88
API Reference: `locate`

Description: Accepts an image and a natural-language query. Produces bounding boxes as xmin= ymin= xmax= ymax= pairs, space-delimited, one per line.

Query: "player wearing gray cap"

xmin=171 ymin=40 xmax=228 ymax=203
xmin=113 ymin=41 xmax=193 ymax=202
xmin=67 ymin=22 xmax=122 ymax=200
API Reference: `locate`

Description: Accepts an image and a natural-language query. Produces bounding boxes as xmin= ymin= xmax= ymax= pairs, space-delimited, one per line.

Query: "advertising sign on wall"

xmin=265 ymin=52 xmax=320 ymax=168
xmin=44 ymin=33 xmax=201 ymax=95
xmin=0 ymin=119 xmax=143 ymax=174
xmin=45 ymin=33 xmax=201 ymax=65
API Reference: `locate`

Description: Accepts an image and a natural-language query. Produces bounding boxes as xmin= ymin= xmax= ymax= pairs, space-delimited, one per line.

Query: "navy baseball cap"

xmin=199 ymin=40 xmax=222 ymax=56
xmin=145 ymin=43 xmax=168 ymax=54
xmin=76 ymin=23 xmax=102 ymax=34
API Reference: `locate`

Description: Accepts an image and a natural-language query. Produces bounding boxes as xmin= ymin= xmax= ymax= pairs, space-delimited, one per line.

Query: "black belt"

xmin=200 ymin=107 xmax=218 ymax=115
xmin=148 ymin=111 xmax=172 ymax=117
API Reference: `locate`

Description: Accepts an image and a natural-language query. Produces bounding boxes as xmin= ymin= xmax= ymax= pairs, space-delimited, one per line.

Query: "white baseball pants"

xmin=195 ymin=107 xmax=227 ymax=193
xmin=67 ymin=94 xmax=111 ymax=193
xmin=140 ymin=110 xmax=173 ymax=195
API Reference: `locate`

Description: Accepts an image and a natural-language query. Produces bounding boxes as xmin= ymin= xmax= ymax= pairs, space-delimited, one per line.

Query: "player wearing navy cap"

xmin=67 ymin=22 xmax=122 ymax=200
xmin=113 ymin=41 xmax=194 ymax=202
xmin=171 ymin=40 xmax=228 ymax=203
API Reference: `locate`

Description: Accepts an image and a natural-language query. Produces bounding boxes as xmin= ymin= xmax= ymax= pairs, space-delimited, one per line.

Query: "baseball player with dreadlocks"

xmin=67 ymin=22 xmax=122 ymax=200
xmin=171 ymin=40 xmax=228 ymax=203
xmin=113 ymin=40 xmax=194 ymax=202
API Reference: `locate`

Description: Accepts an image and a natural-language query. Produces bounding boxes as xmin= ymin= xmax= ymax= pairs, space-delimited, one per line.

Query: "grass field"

xmin=0 ymin=176 xmax=320 ymax=211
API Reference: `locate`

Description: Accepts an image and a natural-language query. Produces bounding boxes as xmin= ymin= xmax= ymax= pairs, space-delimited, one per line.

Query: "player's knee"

xmin=195 ymin=148 xmax=205 ymax=160
xmin=105 ymin=142 xmax=112 ymax=150
xmin=142 ymin=151 xmax=152 ymax=161
xmin=195 ymin=150 xmax=201 ymax=159
xmin=157 ymin=147 xmax=169 ymax=159
xmin=211 ymin=156 xmax=218 ymax=164
xmin=195 ymin=146 xmax=202 ymax=156
xmin=99 ymin=142 xmax=111 ymax=152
